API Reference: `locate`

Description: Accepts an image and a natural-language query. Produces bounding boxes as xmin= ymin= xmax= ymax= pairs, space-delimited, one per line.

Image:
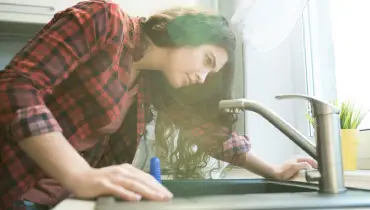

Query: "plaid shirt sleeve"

xmin=222 ymin=132 xmax=251 ymax=161
xmin=189 ymin=122 xmax=251 ymax=164
xmin=0 ymin=1 xmax=121 ymax=142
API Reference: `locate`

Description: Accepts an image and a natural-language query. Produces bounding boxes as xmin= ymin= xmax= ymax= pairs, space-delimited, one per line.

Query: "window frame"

xmin=302 ymin=0 xmax=337 ymax=102
xmin=296 ymin=0 xmax=338 ymax=155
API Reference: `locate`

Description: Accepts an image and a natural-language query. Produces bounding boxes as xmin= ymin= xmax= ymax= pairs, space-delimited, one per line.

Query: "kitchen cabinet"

xmin=0 ymin=0 xmax=79 ymax=24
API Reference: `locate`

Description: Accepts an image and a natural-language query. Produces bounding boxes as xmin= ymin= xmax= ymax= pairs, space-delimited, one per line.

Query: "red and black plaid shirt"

xmin=0 ymin=1 xmax=251 ymax=209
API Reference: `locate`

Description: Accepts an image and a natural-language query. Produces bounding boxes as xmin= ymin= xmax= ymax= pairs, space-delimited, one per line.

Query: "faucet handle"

xmin=275 ymin=94 xmax=340 ymax=116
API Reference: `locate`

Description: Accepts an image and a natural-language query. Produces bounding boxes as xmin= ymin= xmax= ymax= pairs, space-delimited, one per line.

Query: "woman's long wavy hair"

xmin=141 ymin=7 xmax=237 ymax=179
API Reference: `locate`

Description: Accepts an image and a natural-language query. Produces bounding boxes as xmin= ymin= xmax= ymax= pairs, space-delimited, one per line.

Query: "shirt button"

xmin=141 ymin=104 xmax=145 ymax=108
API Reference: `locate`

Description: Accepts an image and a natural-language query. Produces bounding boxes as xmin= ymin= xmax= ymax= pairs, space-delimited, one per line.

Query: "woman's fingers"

xmin=283 ymin=161 xmax=312 ymax=180
xmin=102 ymin=180 xmax=142 ymax=201
xmin=120 ymin=164 xmax=173 ymax=197
xmin=69 ymin=164 xmax=174 ymax=202
xmin=108 ymin=164 xmax=172 ymax=201
xmin=297 ymin=157 xmax=318 ymax=168
xmin=113 ymin=176 xmax=168 ymax=201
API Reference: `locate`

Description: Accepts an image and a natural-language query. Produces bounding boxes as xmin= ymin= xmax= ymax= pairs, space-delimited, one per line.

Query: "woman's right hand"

xmin=66 ymin=163 xmax=173 ymax=201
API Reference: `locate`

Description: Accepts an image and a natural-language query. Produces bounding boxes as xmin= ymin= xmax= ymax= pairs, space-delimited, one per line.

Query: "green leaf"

xmin=306 ymin=99 xmax=369 ymax=130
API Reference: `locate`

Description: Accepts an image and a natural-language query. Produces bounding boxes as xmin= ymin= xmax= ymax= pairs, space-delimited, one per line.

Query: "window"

xmin=303 ymin=0 xmax=337 ymax=100
xmin=329 ymin=0 xmax=370 ymax=129
xmin=302 ymin=0 xmax=339 ymax=138
xmin=302 ymin=2 xmax=315 ymax=137
xmin=304 ymin=0 xmax=370 ymax=130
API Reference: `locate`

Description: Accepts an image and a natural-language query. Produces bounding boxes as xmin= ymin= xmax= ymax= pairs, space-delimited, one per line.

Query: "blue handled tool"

xmin=150 ymin=157 xmax=162 ymax=183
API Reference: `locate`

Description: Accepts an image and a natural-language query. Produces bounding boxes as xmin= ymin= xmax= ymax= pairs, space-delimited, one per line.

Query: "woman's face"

xmin=162 ymin=45 xmax=228 ymax=88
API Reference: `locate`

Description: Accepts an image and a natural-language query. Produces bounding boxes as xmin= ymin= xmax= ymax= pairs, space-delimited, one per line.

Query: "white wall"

xmin=116 ymin=0 xmax=202 ymax=16
xmin=244 ymin=29 xmax=306 ymax=164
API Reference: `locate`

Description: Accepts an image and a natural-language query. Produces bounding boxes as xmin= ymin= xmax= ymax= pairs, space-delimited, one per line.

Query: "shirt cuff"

xmin=222 ymin=133 xmax=251 ymax=159
xmin=7 ymin=105 xmax=62 ymax=142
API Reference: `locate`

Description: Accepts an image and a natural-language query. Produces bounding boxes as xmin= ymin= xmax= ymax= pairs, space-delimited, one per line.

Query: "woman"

xmin=0 ymin=0 xmax=316 ymax=209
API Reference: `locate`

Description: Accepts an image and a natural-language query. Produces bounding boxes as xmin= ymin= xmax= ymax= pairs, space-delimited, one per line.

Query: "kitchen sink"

xmin=160 ymin=179 xmax=316 ymax=197
xmin=91 ymin=179 xmax=370 ymax=210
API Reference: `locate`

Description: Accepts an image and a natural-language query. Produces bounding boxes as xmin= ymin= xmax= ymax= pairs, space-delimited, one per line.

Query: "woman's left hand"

xmin=273 ymin=157 xmax=317 ymax=180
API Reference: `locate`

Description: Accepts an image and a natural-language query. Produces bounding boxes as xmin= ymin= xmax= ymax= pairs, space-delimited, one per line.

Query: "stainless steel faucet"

xmin=219 ymin=94 xmax=346 ymax=194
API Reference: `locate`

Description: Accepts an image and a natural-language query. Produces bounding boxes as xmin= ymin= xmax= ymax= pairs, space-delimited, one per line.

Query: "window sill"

xmin=222 ymin=168 xmax=370 ymax=190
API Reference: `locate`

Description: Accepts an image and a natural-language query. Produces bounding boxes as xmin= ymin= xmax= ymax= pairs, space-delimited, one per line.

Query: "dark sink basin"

xmin=162 ymin=179 xmax=316 ymax=197
xmin=94 ymin=179 xmax=370 ymax=210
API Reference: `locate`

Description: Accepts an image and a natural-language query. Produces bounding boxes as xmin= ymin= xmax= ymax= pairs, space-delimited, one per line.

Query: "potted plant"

xmin=308 ymin=100 xmax=369 ymax=170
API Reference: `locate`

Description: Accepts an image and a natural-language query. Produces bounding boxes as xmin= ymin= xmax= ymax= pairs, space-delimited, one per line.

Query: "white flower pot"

xmin=357 ymin=129 xmax=370 ymax=169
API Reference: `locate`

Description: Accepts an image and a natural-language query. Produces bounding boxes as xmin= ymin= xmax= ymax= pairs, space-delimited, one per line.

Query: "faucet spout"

xmin=219 ymin=99 xmax=316 ymax=158
xmin=219 ymin=95 xmax=346 ymax=194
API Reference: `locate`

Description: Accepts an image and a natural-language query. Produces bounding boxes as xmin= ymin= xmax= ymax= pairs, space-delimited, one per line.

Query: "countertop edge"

xmin=52 ymin=199 xmax=96 ymax=210
xmin=222 ymin=168 xmax=370 ymax=189
xmin=52 ymin=169 xmax=370 ymax=210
